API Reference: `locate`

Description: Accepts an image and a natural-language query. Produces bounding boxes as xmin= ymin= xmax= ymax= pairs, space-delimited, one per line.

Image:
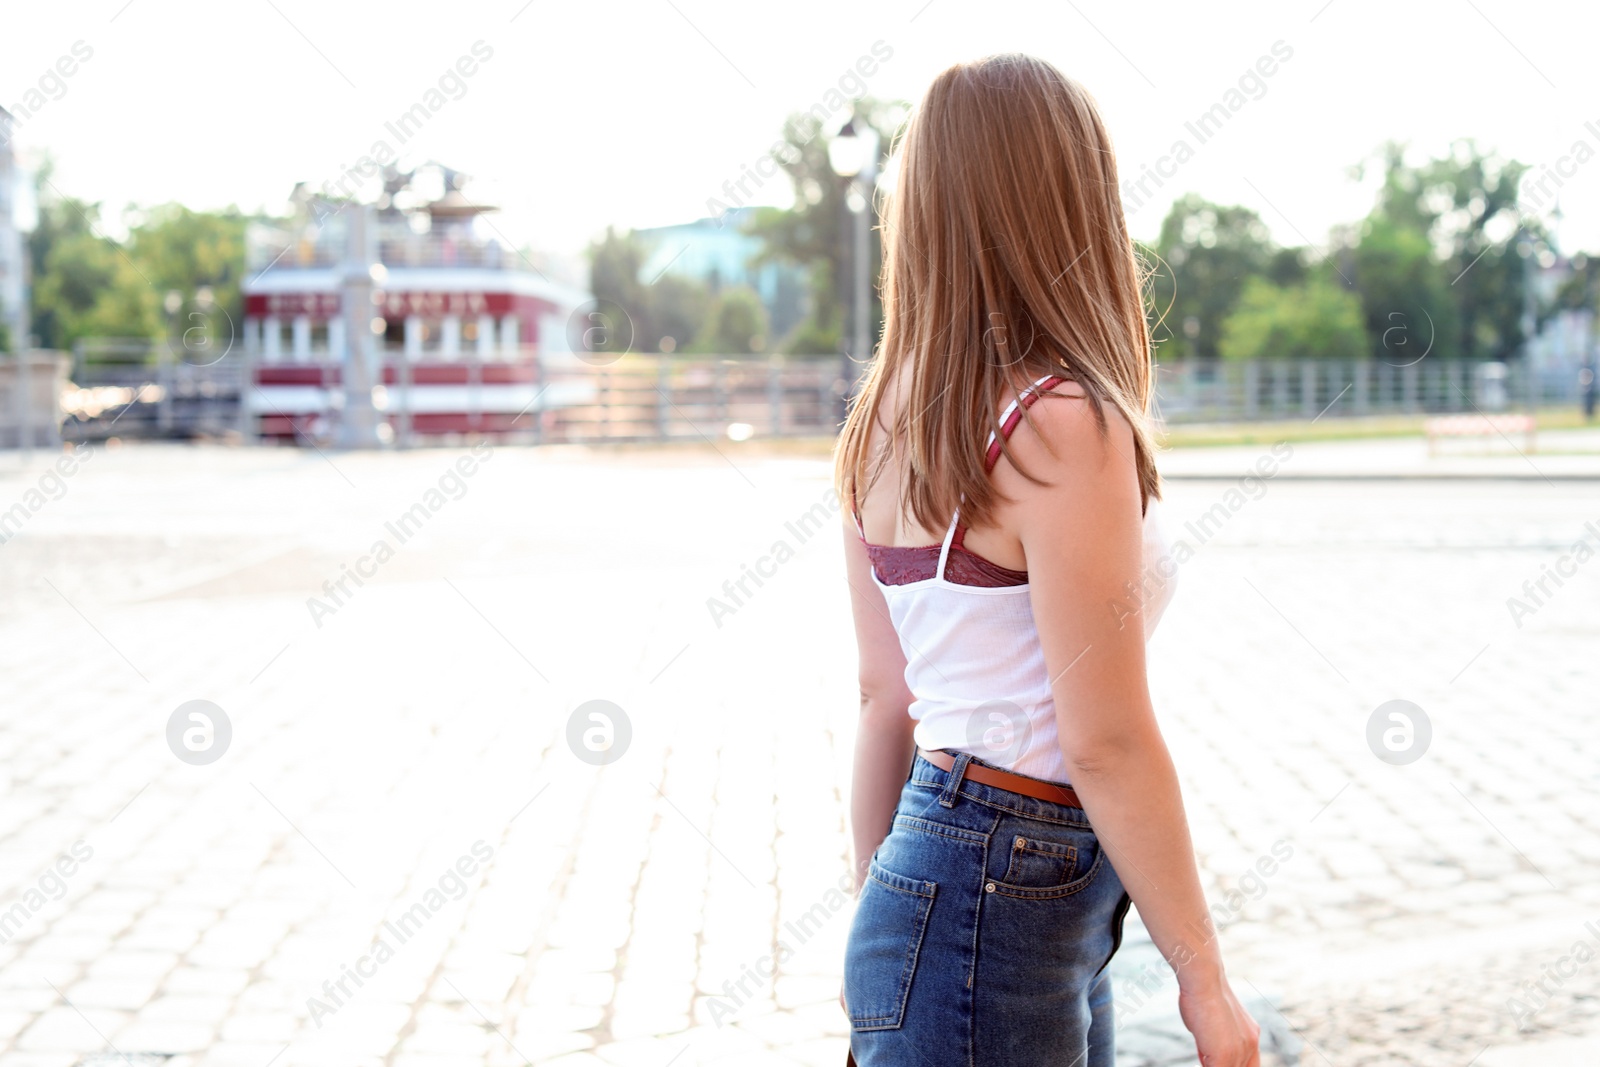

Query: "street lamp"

xmin=829 ymin=116 xmax=880 ymax=401
xmin=828 ymin=117 xmax=875 ymax=180
xmin=1515 ymin=224 xmax=1538 ymax=418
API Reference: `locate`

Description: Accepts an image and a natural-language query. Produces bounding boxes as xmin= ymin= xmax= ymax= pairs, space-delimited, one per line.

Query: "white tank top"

xmin=864 ymin=374 xmax=1176 ymax=784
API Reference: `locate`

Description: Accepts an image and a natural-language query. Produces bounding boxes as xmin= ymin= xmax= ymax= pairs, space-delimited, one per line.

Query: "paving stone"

xmin=1 ymin=445 xmax=1596 ymax=1066
xmin=14 ymin=1006 xmax=130 ymax=1053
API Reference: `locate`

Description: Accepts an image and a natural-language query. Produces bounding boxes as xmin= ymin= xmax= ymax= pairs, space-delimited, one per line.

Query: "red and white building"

xmin=244 ymin=165 xmax=591 ymax=441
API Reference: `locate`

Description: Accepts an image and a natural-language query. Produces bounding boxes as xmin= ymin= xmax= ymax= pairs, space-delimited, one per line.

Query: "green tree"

xmin=1218 ymin=275 xmax=1367 ymax=361
xmin=1148 ymin=194 xmax=1276 ymax=361
xmin=586 ymin=226 xmax=649 ymax=353
xmin=1553 ymin=251 xmax=1600 ymax=323
xmin=127 ymin=202 xmax=248 ymax=328
xmin=1266 ymin=247 xmax=1309 ymax=287
xmin=1350 ymin=213 xmax=1461 ymax=363
xmin=648 ymin=274 xmax=711 ymax=353
xmin=745 ymin=97 xmax=904 ymax=354
xmin=691 ymin=287 xmax=768 ymax=353
xmin=780 ymin=260 xmax=845 ymax=355
xmin=29 ymin=168 xmax=251 ymax=356
xmin=1359 ymin=140 xmax=1547 ymax=361
xmin=586 ymin=226 xmax=713 ymax=353
xmin=29 ymin=196 xmax=160 ymax=352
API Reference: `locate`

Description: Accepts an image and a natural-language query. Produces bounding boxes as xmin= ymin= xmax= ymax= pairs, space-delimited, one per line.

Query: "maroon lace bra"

xmin=852 ymin=376 xmax=1067 ymax=588
xmin=863 ymin=542 xmax=1029 ymax=587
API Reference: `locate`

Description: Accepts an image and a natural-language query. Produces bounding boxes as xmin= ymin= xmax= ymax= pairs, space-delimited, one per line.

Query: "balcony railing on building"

xmin=246 ymin=224 xmax=515 ymax=273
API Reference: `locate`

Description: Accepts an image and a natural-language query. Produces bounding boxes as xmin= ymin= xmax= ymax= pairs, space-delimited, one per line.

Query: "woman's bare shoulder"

xmin=1001 ymin=378 xmax=1137 ymax=482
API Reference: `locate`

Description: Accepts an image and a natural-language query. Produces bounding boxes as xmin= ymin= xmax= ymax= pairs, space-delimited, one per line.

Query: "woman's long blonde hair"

xmin=834 ymin=53 xmax=1161 ymax=532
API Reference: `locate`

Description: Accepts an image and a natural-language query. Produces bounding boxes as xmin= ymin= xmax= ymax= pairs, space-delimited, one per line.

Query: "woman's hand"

xmin=1177 ymin=979 xmax=1261 ymax=1067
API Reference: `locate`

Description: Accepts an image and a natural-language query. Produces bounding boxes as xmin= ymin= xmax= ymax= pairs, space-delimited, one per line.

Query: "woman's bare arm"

xmin=841 ymin=512 xmax=918 ymax=893
xmin=1000 ymin=392 xmax=1258 ymax=1063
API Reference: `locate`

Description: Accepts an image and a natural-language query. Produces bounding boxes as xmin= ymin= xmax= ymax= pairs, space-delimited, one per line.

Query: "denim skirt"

xmin=843 ymin=750 xmax=1132 ymax=1066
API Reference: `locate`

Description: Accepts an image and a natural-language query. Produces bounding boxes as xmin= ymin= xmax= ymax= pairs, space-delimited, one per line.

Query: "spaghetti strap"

xmin=984 ymin=373 xmax=1068 ymax=472
xmin=859 ymin=373 xmax=1069 ymax=564
xmin=935 ymin=508 xmax=962 ymax=581
xmin=950 ymin=373 xmax=1068 ymax=553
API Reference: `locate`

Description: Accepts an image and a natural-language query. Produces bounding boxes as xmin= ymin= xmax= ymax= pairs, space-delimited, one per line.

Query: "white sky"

xmin=5 ymin=0 xmax=1599 ymax=263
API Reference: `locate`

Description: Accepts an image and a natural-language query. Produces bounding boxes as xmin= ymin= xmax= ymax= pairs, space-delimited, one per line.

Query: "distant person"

xmin=833 ymin=55 xmax=1260 ymax=1067
xmin=1581 ymin=358 xmax=1597 ymax=421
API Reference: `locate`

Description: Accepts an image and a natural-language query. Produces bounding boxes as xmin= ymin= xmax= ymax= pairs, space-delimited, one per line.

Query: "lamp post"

xmin=828 ymin=117 xmax=880 ymax=402
xmin=1516 ymin=225 xmax=1538 ymax=418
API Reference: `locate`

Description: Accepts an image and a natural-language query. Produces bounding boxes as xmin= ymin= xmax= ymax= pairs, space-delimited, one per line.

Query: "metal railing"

xmin=51 ymin=348 xmax=1591 ymax=445
xmin=538 ymin=354 xmax=848 ymax=444
xmin=1151 ymin=358 xmax=1581 ymax=423
xmin=65 ymin=340 xmax=247 ymax=441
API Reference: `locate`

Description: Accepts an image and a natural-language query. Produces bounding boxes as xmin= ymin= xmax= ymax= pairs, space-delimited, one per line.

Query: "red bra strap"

xmin=951 ymin=375 xmax=1067 ymax=552
xmin=985 ymin=375 xmax=1067 ymax=472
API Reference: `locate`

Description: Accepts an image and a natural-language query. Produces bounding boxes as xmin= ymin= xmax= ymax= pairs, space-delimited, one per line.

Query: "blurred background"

xmin=1 ymin=2 xmax=1598 ymax=1065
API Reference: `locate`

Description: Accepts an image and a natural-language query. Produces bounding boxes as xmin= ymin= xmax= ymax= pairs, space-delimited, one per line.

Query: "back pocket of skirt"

xmin=844 ymin=860 xmax=936 ymax=1031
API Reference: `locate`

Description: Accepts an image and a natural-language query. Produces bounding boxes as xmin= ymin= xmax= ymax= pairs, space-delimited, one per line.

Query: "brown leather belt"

xmin=917 ymin=747 xmax=1083 ymax=810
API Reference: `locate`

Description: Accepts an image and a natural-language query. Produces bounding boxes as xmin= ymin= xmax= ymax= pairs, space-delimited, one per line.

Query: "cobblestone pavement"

xmin=0 ymin=440 xmax=1597 ymax=1067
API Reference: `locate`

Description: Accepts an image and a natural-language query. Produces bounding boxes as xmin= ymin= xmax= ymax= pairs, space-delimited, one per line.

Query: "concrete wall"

xmin=0 ymin=351 xmax=68 ymax=448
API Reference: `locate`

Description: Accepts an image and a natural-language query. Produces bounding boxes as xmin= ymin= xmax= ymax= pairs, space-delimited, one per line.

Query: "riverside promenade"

xmin=0 ymin=430 xmax=1598 ymax=1066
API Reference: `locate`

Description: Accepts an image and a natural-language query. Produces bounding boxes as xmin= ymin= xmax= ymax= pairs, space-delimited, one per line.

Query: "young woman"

xmin=835 ymin=55 xmax=1261 ymax=1067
